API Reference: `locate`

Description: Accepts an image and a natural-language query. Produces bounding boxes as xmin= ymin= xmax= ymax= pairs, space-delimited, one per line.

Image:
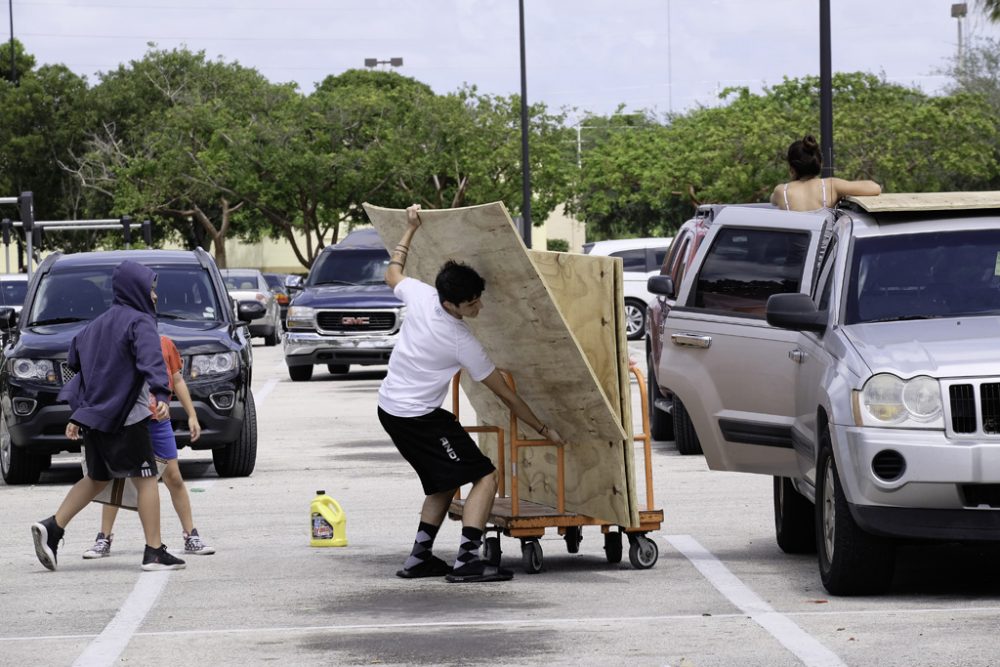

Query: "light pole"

xmin=819 ymin=0 xmax=834 ymax=177
xmin=8 ymin=0 xmax=14 ymax=83
xmin=952 ymin=3 xmax=968 ymax=71
xmin=517 ymin=0 xmax=532 ymax=248
xmin=363 ymin=57 xmax=403 ymax=70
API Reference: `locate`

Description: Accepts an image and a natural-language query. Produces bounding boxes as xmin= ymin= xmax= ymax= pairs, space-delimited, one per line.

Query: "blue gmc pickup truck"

xmin=283 ymin=229 xmax=403 ymax=381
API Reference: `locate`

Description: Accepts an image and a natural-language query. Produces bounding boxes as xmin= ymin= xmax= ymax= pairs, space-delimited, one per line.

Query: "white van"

xmin=583 ymin=238 xmax=672 ymax=340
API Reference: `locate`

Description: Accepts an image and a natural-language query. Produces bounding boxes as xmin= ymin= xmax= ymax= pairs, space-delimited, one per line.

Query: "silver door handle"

xmin=789 ymin=349 xmax=805 ymax=363
xmin=671 ymin=333 xmax=712 ymax=349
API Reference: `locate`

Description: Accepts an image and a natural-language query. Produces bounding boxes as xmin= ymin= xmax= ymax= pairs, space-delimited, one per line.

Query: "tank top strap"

xmin=782 ymin=182 xmax=790 ymax=210
xmin=821 ymin=178 xmax=828 ymax=207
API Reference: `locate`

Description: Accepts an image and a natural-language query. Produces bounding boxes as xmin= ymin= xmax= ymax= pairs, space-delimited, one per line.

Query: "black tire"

xmin=628 ymin=534 xmax=659 ymax=569
xmin=816 ymin=432 xmax=895 ymax=595
xmin=604 ymin=530 xmax=623 ymax=564
xmin=521 ymin=539 xmax=543 ymax=574
xmin=624 ymin=299 xmax=646 ymax=341
xmin=774 ymin=476 xmax=816 ymax=554
xmin=484 ymin=536 xmax=502 ymax=566
xmin=327 ymin=364 xmax=350 ymax=375
xmin=564 ymin=526 xmax=582 ymax=554
xmin=212 ymin=392 xmax=258 ymax=478
xmin=646 ymin=348 xmax=674 ymax=441
xmin=0 ymin=414 xmax=42 ymax=485
xmin=672 ymin=396 xmax=703 ymax=456
xmin=288 ymin=364 xmax=313 ymax=382
xmin=263 ymin=327 xmax=279 ymax=347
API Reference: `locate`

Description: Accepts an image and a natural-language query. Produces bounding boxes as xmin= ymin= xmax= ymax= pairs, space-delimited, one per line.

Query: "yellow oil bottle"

xmin=310 ymin=490 xmax=348 ymax=547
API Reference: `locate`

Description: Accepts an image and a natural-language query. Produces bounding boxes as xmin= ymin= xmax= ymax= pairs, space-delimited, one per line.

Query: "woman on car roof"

xmin=770 ymin=135 xmax=882 ymax=211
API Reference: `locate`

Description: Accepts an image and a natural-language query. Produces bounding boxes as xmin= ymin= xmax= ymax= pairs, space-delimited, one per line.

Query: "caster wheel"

xmin=564 ymin=526 xmax=582 ymax=554
xmin=521 ymin=539 xmax=543 ymax=574
xmin=628 ymin=534 xmax=659 ymax=570
xmin=604 ymin=530 xmax=623 ymax=564
xmin=483 ymin=536 xmax=502 ymax=566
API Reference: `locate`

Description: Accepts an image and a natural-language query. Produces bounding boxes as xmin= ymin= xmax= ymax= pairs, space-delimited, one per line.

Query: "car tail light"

xmin=276 ymin=293 xmax=289 ymax=305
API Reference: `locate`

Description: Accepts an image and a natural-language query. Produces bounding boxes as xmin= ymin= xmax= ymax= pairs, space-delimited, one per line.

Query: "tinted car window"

xmin=651 ymin=247 xmax=669 ymax=271
xmin=0 ymin=280 xmax=27 ymax=306
xmin=692 ymin=228 xmax=810 ymax=318
xmin=610 ymin=249 xmax=648 ymax=272
xmin=221 ymin=271 xmax=264 ymax=291
xmin=309 ymin=249 xmax=390 ymax=286
xmin=263 ymin=273 xmax=286 ymax=290
xmin=846 ymin=229 xmax=1000 ymax=324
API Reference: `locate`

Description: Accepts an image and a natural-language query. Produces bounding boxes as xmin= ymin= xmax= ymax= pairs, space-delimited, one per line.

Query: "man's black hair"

xmin=435 ymin=260 xmax=485 ymax=306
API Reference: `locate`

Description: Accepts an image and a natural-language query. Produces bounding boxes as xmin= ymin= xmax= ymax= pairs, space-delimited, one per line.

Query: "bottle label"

xmin=312 ymin=513 xmax=334 ymax=540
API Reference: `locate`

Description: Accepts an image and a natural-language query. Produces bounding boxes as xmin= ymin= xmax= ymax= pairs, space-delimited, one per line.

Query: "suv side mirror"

xmin=237 ymin=300 xmax=267 ymax=322
xmin=766 ymin=293 xmax=827 ymax=333
xmin=647 ymin=274 xmax=675 ymax=298
xmin=285 ymin=275 xmax=303 ymax=291
xmin=0 ymin=306 xmax=16 ymax=331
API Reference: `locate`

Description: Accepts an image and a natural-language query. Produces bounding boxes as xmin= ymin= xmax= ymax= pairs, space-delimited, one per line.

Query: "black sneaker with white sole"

xmin=31 ymin=515 xmax=65 ymax=571
xmin=141 ymin=544 xmax=186 ymax=571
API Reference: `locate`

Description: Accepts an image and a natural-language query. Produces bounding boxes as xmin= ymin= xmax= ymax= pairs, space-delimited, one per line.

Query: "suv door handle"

xmin=671 ymin=333 xmax=712 ymax=349
xmin=789 ymin=349 xmax=806 ymax=363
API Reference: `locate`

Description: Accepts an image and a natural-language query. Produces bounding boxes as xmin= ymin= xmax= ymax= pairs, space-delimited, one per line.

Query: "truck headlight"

xmin=854 ymin=373 xmax=943 ymax=428
xmin=10 ymin=358 xmax=58 ymax=384
xmin=189 ymin=352 xmax=237 ymax=379
xmin=286 ymin=306 xmax=315 ymax=329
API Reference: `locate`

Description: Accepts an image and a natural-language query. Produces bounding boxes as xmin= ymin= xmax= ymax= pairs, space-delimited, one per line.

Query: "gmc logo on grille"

xmin=341 ymin=316 xmax=370 ymax=326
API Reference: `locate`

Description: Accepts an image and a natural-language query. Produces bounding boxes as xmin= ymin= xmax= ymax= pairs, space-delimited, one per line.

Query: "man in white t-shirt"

xmin=378 ymin=204 xmax=564 ymax=583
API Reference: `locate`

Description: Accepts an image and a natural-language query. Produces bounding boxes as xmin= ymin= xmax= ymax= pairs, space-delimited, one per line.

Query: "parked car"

xmin=284 ymin=228 xmax=403 ymax=381
xmin=644 ymin=211 xmax=713 ymax=447
xmin=220 ymin=268 xmax=281 ymax=346
xmin=263 ymin=272 xmax=291 ymax=328
xmin=0 ymin=274 xmax=28 ymax=314
xmin=0 ymin=249 xmax=258 ymax=484
xmin=583 ymin=237 xmax=671 ymax=340
xmin=649 ymin=192 xmax=1000 ymax=595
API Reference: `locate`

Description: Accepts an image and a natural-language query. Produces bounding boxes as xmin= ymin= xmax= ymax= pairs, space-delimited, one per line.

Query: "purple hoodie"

xmin=58 ymin=260 xmax=171 ymax=432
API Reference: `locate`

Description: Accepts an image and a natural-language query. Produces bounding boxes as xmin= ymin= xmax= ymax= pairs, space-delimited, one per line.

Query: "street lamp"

xmin=952 ymin=3 xmax=968 ymax=70
xmin=8 ymin=0 xmax=15 ymax=83
xmin=363 ymin=57 xmax=403 ymax=69
xmin=517 ymin=0 xmax=532 ymax=248
xmin=819 ymin=0 xmax=834 ymax=177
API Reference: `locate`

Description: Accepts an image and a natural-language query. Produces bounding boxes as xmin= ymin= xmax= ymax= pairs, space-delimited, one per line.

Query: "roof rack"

xmin=843 ymin=192 xmax=1000 ymax=213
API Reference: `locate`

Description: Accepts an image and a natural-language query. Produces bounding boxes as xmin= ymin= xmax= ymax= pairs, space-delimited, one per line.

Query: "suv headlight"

xmin=854 ymin=373 xmax=943 ymax=428
xmin=10 ymin=358 xmax=58 ymax=384
xmin=189 ymin=352 xmax=237 ymax=379
xmin=286 ymin=306 xmax=315 ymax=329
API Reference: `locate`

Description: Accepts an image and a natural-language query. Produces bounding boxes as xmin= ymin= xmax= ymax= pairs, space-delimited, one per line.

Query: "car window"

xmin=0 ymin=280 xmax=27 ymax=306
xmin=308 ymin=249 xmax=390 ymax=286
xmin=649 ymin=247 xmax=669 ymax=272
xmin=156 ymin=266 xmax=221 ymax=321
xmin=691 ymin=228 xmax=810 ymax=318
xmin=846 ymin=229 xmax=1000 ymax=324
xmin=610 ymin=249 xmax=648 ymax=272
xmin=814 ymin=235 xmax=838 ymax=311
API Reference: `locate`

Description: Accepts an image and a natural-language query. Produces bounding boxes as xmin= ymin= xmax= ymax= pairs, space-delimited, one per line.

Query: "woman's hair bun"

xmin=802 ymin=135 xmax=819 ymax=151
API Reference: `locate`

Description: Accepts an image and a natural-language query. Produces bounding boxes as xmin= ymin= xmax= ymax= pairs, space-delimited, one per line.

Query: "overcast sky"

xmin=12 ymin=0 xmax=1000 ymax=122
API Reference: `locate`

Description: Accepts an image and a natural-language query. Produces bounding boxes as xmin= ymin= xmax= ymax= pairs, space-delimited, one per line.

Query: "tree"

xmin=977 ymin=0 xmax=1000 ymax=22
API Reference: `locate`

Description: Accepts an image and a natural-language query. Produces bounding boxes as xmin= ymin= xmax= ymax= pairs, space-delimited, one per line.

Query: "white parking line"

xmin=70 ymin=571 xmax=171 ymax=667
xmin=254 ymin=378 xmax=278 ymax=404
xmin=664 ymin=534 xmax=846 ymax=667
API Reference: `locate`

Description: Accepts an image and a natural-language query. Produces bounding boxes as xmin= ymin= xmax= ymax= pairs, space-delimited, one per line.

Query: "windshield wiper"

xmin=157 ymin=312 xmax=192 ymax=320
xmin=26 ymin=316 xmax=88 ymax=326
xmin=867 ymin=315 xmax=931 ymax=323
xmin=316 ymin=280 xmax=356 ymax=286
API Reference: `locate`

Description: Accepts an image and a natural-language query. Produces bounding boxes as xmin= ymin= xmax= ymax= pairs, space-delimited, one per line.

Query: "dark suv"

xmin=0 ymin=249 xmax=258 ymax=484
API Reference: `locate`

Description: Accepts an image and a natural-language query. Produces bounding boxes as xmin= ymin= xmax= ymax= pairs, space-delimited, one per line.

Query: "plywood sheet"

xmin=364 ymin=202 xmax=635 ymax=526
xmin=847 ymin=191 xmax=1000 ymax=212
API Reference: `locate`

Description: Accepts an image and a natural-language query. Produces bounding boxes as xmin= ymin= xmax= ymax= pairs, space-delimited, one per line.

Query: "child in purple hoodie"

xmin=31 ymin=260 xmax=186 ymax=571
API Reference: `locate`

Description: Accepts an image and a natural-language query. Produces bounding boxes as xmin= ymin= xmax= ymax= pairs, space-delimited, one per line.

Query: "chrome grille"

xmin=316 ymin=310 xmax=397 ymax=334
xmin=60 ymin=362 xmax=77 ymax=386
xmin=946 ymin=380 xmax=1000 ymax=436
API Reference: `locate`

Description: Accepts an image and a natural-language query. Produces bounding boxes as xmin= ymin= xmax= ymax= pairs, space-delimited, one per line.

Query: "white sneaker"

xmin=82 ymin=532 xmax=112 ymax=559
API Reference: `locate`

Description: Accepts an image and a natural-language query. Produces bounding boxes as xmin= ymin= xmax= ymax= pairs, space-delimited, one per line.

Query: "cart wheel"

xmin=604 ymin=530 xmax=623 ymax=564
xmin=483 ymin=536 xmax=502 ymax=566
xmin=628 ymin=534 xmax=659 ymax=570
xmin=564 ymin=526 xmax=582 ymax=554
xmin=521 ymin=539 xmax=543 ymax=574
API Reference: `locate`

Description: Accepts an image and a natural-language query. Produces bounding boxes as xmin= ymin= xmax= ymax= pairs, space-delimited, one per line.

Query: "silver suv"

xmin=650 ymin=193 xmax=1000 ymax=595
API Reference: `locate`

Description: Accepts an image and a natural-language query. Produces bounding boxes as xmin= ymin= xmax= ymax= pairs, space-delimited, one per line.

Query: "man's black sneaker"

xmin=31 ymin=515 xmax=65 ymax=571
xmin=141 ymin=544 xmax=186 ymax=571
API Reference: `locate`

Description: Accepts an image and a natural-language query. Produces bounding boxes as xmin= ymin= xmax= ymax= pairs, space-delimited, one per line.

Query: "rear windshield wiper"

xmin=26 ymin=317 xmax=88 ymax=326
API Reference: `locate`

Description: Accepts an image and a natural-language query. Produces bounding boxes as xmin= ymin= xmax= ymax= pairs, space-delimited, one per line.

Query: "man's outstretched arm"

xmin=385 ymin=204 xmax=423 ymax=289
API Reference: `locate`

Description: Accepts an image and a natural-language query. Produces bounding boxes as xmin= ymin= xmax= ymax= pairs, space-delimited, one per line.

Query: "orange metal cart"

xmin=447 ymin=365 xmax=664 ymax=573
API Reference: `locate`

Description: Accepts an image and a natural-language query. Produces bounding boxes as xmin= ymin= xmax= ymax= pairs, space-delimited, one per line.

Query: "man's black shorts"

xmin=378 ymin=407 xmax=496 ymax=495
xmin=82 ymin=419 xmax=158 ymax=481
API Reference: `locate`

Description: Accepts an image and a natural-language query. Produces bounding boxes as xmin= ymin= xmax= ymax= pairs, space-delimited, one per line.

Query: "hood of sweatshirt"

xmin=112 ymin=260 xmax=157 ymax=316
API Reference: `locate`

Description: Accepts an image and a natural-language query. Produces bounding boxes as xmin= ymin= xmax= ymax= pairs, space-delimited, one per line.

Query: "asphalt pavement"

xmin=2 ymin=341 xmax=1000 ymax=667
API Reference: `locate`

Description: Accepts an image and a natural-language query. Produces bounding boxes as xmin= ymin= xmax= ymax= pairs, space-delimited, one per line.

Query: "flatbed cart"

xmin=447 ymin=365 xmax=664 ymax=574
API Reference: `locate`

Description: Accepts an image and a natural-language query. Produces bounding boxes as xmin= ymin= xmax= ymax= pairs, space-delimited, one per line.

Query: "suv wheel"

xmin=672 ymin=396 xmax=702 ymax=456
xmin=264 ymin=328 xmax=279 ymax=347
xmin=646 ymin=349 xmax=673 ymax=441
xmin=624 ymin=299 xmax=646 ymax=341
xmin=774 ymin=476 xmax=815 ymax=553
xmin=1 ymin=415 xmax=43 ymax=485
xmin=816 ymin=432 xmax=894 ymax=595
xmin=212 ymin=392 xmax=258 ymax=477
xmin=288 ymin=365 xmax=313 ymax=382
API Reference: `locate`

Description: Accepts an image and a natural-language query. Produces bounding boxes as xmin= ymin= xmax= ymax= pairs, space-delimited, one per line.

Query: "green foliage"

xmin=546 ymin=238 xmax=569 ymax=252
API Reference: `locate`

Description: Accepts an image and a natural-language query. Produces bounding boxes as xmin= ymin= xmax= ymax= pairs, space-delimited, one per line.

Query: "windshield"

xmin=0 ymin=280 xmax=27 ymax=306
xmin=846 ymin=230 xmax=1000 ymax=324
xmin=27 ymin=264 xmax=222 ymax=326
xmin=308 ymin=249 xmax=390 ymax=286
